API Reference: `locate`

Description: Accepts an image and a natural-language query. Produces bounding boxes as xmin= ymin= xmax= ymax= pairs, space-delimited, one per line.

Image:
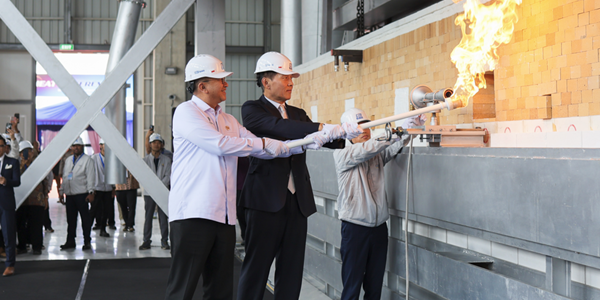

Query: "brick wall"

xmin=289 ymin=0 xmax=600 ymax=126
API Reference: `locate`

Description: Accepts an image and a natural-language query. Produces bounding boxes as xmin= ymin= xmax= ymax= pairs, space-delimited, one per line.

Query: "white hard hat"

xmin=72 ymin=137 xmax=84 ymax=146
xmin=341 ymin=108 xmax=370 ymax=125
xmin=19 ymin=140 xmax=33 ymax=152
xmin=149 ymin=133 xmax=164 ymax=143
xmin=254 ymin=52 xmax=300 ymax=78
xmin=185 ymin=54 xmax=233 ymax=82
xmin=99 ymin=138 xmax=105 ymax=145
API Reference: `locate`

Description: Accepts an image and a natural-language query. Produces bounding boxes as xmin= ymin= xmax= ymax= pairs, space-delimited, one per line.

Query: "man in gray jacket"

xmin=59 ymin=137 xmax=96 ymax=250
xmin=139 ymin=133 xmax=171 ymax=250
xmin=333 ymin=108 xmax=424 ymax=300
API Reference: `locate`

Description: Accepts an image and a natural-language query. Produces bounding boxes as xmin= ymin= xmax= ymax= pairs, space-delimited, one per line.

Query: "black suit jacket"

xmin=0 ymin=156 xmax=21 ymax=211
xmin=239 ymin=96 xmax=343 ymax=217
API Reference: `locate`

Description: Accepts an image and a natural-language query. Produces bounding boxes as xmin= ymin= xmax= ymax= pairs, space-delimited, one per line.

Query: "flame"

xmin=451 ymin=0 xmax=522 ymax=107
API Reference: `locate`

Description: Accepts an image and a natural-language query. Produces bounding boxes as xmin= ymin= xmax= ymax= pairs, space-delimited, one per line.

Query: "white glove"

xmin=304 ymin=131 xmax=329 ymax=150
xmin=342 ymin=122 xmax=363 ymax=140
xmin=263 ymin=138 xmax=290 ymax=157
xmin=402 ymin=114 xmax=426 ymax=129
xmin=321 ymin=124 xmax=345 ymax=141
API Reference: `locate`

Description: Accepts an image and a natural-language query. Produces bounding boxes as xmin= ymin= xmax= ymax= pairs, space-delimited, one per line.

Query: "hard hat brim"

xmin=255 ymin=69 xmax=300 ymax=78
xmin=186 ymin=71 xmax=233 ymax=82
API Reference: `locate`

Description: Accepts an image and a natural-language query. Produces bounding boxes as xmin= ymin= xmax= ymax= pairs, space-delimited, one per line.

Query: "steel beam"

xmin=0 ymin=0 xmax=196 ymax=215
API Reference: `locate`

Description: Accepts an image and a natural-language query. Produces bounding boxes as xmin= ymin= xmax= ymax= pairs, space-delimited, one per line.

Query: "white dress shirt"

xmin=264 ymin=97 xmax=296 ymax=194
xmin=169 ymin=96 xmax=275 ymax=224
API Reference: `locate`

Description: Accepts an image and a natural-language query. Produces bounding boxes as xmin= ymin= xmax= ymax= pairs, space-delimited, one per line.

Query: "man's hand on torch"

xmin=263 ymin=138 xmax=291 ymax=157
xmin=341 ymin=122 xmax=363 ymax=140
xmin=402 ymin=114 xmax=426 ymax=129
xmin=304 ymin=131 xmax=329 ymax=150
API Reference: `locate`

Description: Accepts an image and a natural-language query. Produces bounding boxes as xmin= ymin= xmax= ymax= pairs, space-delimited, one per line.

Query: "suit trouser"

xmin=116 ymin=189 xmax=137 ymax=228
xmin=165 ymin=218 xmax=235 ymax=300
xmin=0 ymin=207 xmax=16 ymax=267
xmin=16 ymin=206 xmax=28 ymax=249
xmin=65 ymin=194 xmax=92 ymax=244
xmin=340 ymin=221 xmax=388 ymax=300
xmin=236 ymin=189 xmax=246 ymax=241
xmin=237 ymin=192 xmax=307 ymax=300
xmin=95 ymin=191 xmax=112 ymax=231
xmin=22 ymin=206 xmax=44 ymax=252
xmin=143 ymin=195 xmax=168 ymax=244
xmin=88 ymin=194 xmax=100 ymax=226
xmin=43 ymin=206 xmax=52 ymax=230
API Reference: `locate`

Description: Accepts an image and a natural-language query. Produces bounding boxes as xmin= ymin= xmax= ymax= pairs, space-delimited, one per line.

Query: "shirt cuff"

xmin=250 ymin=138 xmax=264 ymax=153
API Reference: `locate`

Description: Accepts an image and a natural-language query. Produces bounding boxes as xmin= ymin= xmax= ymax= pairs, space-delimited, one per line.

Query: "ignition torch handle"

xmin=286 ymin=99 xmax=460 ymax=149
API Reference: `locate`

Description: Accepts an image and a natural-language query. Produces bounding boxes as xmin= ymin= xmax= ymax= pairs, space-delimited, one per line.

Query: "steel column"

xmin=104 ymin=0 xmax=144 ymax=184
xmin=281 ymin=0 xmax=302 ymax=65
xmin=0 ymin=0 xmax=196 ymax=215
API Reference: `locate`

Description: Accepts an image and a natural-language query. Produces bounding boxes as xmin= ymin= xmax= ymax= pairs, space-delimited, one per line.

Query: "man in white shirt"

xmin=91 ymin=139 xmax=114 ymax=237
xmin=165 ymin=54 xmax=326 ymax=300
xmin=59 ymin=137 xmax=96 ymax=251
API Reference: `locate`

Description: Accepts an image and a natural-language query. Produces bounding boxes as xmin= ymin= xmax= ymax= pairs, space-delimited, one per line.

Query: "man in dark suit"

xmin=237 ymin=52 xmax=362 ymax=300
xmin=0 ymin=135 xmax=20 ymax=276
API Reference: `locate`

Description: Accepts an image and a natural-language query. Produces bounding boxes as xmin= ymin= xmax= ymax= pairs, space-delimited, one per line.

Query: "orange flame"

xmin=451 ymin=0 xmax=521 ymax=107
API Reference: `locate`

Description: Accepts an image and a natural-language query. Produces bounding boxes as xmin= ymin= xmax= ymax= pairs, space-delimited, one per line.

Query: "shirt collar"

xmin=264 ymin=96 xmax=286 ymax=110
xmin=192 ymin=95 xmax=222 ymax=115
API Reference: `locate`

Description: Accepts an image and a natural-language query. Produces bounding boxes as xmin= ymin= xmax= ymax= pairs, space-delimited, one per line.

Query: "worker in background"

xmin=0 ymin=135 xmax=20 ymax=276
xmin=16 ymin=140 xmax=48 ymax=256
xmin=165 ymin=54 xmax=324 ymax=300
xmin=237 ymin=51 xmax=362 ymax=300
xmin=115 ymin=169 xmax=139 ymax=232
xmin=139 ymin=133 xmax=171 ymax=251
xmin=4 ymin=116 xmax=23 ymax=160
xmin=59 ymin=137 xmax=96 ymax=251
xmin=145 ymin=126 xmax=173 ymax=160
xmin=91 ymin=139 xmax=114 ymax=238
xmin=333 ymin=108 xmax=425 ymax=300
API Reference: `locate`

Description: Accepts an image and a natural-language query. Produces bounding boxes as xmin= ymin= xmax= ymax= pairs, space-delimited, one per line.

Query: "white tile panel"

xmin=497 ymin=120 xmax=524 ymax=134
xmin=517 ymin=249 xmax=546 ymax=273
xmin=581 ymin=131 xmax=600 ymax=148
xmin=586 ymin=266 xmax=600 ymax=289
xmin=571 ymin=263 xmax=586 ymax=284
xmin=523 ymin=119 xmax=553 ymax=133
xmin=489 ymin=133 xmax=517 ymax=147
xmin=345 ymin=98 xmax=355 ymax=111
xmin=414 ymin=223 xmax=430 ymax=238
xmin=311 ymin=105 xmax=318 ymax=122
xmin=553 ymin=116 xmax=591 ymax=132
xmin=446 ymin=230 xmax=468 ymax=248
xmin=491 ymin=242 xmax=518 ymax=264
xmin=546 ymin=132 xmax=583 ymax=148
xmin=515 ymin=133 xmax=547 ymax=148
xmin=429 ymin=227 xmax=446 ymax=243
xmin=467 ymin=236 xmax=491 ymax=255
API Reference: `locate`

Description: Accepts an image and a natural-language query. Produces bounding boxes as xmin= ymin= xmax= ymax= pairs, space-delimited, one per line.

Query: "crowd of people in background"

xmin=0 ymin=116 xmax=171 ymax=277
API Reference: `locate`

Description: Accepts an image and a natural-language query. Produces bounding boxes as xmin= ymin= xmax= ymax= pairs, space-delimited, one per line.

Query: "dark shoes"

xmin=60 ymin=243 xmax=76 ymax=250
xmin=123 ymin=226 xmax=135 ymax=232
xmin=161 ymin=243 xmax=171 ymax=250
xmin=2 ymin=267 xmax=14 ymax=277
xmin=99 ymin=231 xmax=110 ymax=237
xmin=32 ymin=250 xmax=42 ymax=255
xmin=82 ymin=243 xmax=92 ymax=251
xmin=16 ymin=248 xmax=27 ymax=255
xmin=109 ymin=225 xmax=117 ymax=230
xmin=92 ymin=225 xmax=100 ymax=230
xmin=139 ymin=242 xmax=151 ymax=250
xmin=45 ymin=227 xmax=54 ymax=233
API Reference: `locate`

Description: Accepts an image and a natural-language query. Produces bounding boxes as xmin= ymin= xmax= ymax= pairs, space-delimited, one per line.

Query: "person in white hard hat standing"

xmin=237 ymin=52 xmax=363 ymax=300
xmin=16 ymin=140 xmax=48 ymax=255
xmin=165 ymin=54 xmax=322 ymax=300
xmin=59 ymin=137 xmax=96 ymax=251
xmin=91 ymin=139 xmax=114 ymax=237
xmin=334 ymin=108 xmax=424 ymax=300
xmin=139 ymin=133 xmax=171 ymax=251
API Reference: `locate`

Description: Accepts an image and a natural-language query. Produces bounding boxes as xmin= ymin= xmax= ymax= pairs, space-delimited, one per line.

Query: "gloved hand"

xmin=402 ymin=114 xmax=426 ymax=129
xmin=321 ymin=124 xmax=345 ymax=141
xmin=342 ymin=122 xmax=363 ymax=140
xmin=304 ymin=131 xmax=329 ymax=150
xmin=263 ymin=138 xmax=291 ymax=157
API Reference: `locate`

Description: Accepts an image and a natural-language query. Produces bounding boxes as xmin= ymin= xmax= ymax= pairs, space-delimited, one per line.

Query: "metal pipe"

xmin=281 ymin=0 xmax=302 ymax=66
xmin=105 ymin=0 xmax=144 ymax=184
xmin=286 ymin=97 xmax=463 ymax=149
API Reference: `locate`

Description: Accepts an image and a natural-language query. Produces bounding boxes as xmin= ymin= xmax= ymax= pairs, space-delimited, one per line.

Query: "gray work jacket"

xmin=143 ymin=153 xmax=172 ymax=188
xmin=92 ymin=153 xmax=113 ymax=192
xmin=60 ymin=154 xmax=96 ymax=196
xmin=333 ymin=138 xmax=406 ymax=227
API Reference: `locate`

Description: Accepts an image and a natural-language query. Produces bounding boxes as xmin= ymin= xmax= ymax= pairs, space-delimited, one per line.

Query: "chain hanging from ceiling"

xmin=356 ymin=0 xmax=365 ymax=38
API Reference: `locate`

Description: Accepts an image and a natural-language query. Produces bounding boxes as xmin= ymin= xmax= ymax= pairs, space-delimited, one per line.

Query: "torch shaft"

xmin=286 ymin=101 xmax=451 ymax=149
